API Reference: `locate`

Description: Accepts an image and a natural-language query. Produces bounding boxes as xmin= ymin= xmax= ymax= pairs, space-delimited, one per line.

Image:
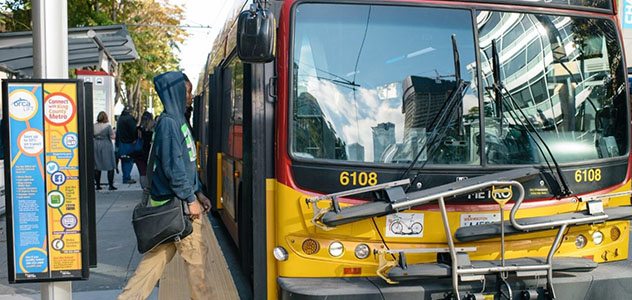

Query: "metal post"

xmin=500 ymin=206 xmax=506 ymax=276
xmin=546 ymin=224 xmax=567 ymax=300
xmin=438 ymin=197 xmax=460 ymax=300
xmin=33 ymin=0 xmax=71 ymax=299
xmin=33 ymin=0 xmax=69 ymax=78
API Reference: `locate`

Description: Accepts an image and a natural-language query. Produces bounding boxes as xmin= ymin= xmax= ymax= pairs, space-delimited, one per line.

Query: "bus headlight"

xmin=329 ymin=241 xmax=344 ymax=257
xmin=575 ymin=234 xmax=587 ymax=249
xmin=592 ymin=231 xmax=604 ymax=245
xmin=355 ymin=244 xmax=370 ymax=259
xmin=273 ymin=246 xmax=289 ymax=261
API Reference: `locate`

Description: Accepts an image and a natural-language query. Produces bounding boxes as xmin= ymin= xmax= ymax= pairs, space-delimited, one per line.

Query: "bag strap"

xmin=141 ymin=143 xmax=156 ymax=206
xmin=141 ymin=116 xmax=163 ymax=206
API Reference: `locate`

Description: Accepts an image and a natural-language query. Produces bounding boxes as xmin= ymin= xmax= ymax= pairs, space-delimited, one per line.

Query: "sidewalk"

xmin=0 ymin=168 xmax=154 ymax=299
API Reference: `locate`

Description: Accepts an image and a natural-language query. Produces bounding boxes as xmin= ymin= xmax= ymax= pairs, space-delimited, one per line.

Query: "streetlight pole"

xmin=32 ymin=0 xmax=72 ymax=299
xmin=33 ymin=0 xmax=69 ymax=78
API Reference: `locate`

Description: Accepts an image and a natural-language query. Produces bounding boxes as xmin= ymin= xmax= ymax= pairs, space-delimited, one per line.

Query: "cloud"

xmin=303 ymin=77 xmax=404 ymax=161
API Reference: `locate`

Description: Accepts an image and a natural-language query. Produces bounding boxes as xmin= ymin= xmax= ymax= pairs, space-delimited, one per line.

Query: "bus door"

xmin=208 ymin=69 xmax=220 ymax=210
xmin=217 ymin=56 xmax=244 ymax=244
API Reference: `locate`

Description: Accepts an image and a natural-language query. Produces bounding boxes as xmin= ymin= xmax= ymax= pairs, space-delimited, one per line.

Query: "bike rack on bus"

xmin=305 ymin=177 xmax=631 ymax=300
xmin=387 ymin=180 xmax=531 ymax=300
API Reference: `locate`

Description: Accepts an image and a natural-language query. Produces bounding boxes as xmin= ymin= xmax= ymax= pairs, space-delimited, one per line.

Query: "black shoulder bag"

xmin=131 ymin=117 xmax=193 ymax=254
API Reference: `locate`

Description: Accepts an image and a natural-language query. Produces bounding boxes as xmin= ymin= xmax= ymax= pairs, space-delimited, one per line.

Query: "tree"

xmin=0 ymin=0 xmax=187 ymax=117
xmin=0 ymin=0 xmax=31 ymax=31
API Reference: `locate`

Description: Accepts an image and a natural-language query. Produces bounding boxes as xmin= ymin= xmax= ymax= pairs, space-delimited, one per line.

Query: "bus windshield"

xmin=291 ymin=3 xmax=628 ymax=166
xmin=479 ymin=11 xmax=628 ymax=164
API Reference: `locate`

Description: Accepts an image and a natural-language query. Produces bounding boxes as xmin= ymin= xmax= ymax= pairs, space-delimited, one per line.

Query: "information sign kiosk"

xmin=3 ymin=79 xmax=91 ymax=283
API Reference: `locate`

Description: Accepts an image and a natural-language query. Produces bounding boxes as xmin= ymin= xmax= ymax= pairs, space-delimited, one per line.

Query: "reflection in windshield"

xmin=291 ymin=4 xmax=627 ymax=166
xmin=478 ymin=11 xmax=627 ymax=164
xmin=487 ymin=0 xmax=611 ymax=10
xmin=292 ymin=4 xmax=479 ymax=165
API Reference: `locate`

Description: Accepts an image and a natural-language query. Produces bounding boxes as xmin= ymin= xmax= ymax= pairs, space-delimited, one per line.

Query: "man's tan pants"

xmin=117 ymin=218 xmax=215 ymax=300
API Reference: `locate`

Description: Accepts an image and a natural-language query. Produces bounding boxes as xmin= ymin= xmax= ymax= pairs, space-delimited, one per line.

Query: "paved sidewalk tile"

xmin=1 ymin=190 xmax=145 ymax=297
xmin=0 ymin=288 xmax=158 ymax=300
xmin=95 ymin=163 xmax=143 ymax=192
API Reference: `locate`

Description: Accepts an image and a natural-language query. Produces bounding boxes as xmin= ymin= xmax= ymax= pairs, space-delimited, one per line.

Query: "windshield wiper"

xmin=489 ymin=39 xmax=572 ymax=197
xmin=399 ymin=35 xmax=470 ymax=183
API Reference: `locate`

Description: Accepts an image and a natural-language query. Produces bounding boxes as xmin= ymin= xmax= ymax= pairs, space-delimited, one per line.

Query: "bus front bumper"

xmin=278 ymin=259 xmax=632 ymax=300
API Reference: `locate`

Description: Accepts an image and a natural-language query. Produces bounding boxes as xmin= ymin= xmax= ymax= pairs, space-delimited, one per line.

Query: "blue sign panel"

xmin=624 ymin=0 xmax=632 ymax=29
xmin=5 ymin=79 xmax=91 ymax=283
xmin=7 ymin=84 xmax=49 ymax=279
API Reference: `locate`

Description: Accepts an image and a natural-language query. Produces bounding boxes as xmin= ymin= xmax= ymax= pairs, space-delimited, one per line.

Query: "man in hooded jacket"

xmin=117 ymin=71 xmax=214 ymax=300
xmin=116 ymin=105 xmax=138 ymax=184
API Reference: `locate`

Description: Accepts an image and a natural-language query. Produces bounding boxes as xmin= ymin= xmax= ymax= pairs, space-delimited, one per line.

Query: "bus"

xmin=194 ymin=0 xmax=632 ymax=299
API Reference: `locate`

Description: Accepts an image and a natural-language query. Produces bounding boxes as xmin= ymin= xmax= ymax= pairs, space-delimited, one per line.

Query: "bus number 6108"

xmin=339 ymin=171 xmax=378 ymax=186
xmin=574 ymin=168 xmax=602 ymax=183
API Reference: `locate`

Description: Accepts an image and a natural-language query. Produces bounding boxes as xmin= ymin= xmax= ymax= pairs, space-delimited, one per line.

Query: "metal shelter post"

xmin=33 ymin=0 xmax=69 ymax=78
xmin=32 ymin=0 xmax=72 ymax=299
xmin=87 ymin=29 xmax=118 ymax=74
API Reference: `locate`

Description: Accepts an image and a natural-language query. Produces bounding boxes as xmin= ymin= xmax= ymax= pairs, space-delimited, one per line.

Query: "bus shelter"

xmin=0 ymin=25 xmax=138 ymax=78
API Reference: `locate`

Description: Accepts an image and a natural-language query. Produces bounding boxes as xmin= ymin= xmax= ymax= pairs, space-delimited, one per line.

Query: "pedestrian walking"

xmin=117 ymin=72 xmax=214 ymax=300
xmin=116 ymin=105 xmax=137 ymax=184
xmin=133 ymin=111 xmax=154 ymax=189
xmin=93 ymin=111 xmax=117 ymax=190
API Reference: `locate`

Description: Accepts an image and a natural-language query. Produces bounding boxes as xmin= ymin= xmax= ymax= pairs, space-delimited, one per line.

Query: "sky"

xmin=169 ymin=0 xmax=236 ymax=90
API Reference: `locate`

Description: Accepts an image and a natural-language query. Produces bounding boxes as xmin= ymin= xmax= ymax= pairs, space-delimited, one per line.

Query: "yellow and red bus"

xmin=194 ymin=0 xmax=632 ymax=299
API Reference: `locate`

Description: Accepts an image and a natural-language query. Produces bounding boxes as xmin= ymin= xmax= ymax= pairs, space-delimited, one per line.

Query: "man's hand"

xmin=188 ymin=201 xmax=202 ymax=220
xmin=196 ymin=192 xmax=211 ymax=213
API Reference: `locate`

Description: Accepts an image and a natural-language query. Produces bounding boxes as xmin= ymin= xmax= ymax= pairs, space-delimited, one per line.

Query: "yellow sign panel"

xmin=43 ymin=83 xmax=82 ymax=273
xmin=491 ymin=186 xmax=513 ymax=208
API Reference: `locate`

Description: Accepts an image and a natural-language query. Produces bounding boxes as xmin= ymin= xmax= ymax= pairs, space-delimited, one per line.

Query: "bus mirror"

xmin=237 ymin=5 xmax=275 ymax=63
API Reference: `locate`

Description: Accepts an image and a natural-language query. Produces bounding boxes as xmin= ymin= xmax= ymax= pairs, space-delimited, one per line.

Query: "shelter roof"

xmin=0 ymin=25 xmax=138 ymax=77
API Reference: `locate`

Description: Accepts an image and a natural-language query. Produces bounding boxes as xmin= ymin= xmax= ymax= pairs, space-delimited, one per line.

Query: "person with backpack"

xmin=116 ymin=105 xmax=138 ymax=184
xmin=132 ymin=111 xmax=155 ymax=189
xmin=117 ymin=72 xmax=213 ymax=300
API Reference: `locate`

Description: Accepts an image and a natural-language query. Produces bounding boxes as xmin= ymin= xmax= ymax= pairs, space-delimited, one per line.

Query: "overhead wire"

xmin=351 ymin=6 xmax=372 ymax=144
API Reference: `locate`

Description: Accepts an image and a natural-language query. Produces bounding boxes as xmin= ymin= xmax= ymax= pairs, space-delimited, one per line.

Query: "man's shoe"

xmin=124 ymin=179 xmax=136 ymax=184
xmin=108 ymin=186 xmax=117 ymax=190
xmin=95 ymin=185 xmax=102 ymax=190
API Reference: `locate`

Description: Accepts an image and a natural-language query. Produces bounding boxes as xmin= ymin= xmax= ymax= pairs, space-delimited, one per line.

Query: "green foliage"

xmin=0 ymin=0 xmax=31 ymax=31
xmin=0 ymin=0 xmax=187 ymax=117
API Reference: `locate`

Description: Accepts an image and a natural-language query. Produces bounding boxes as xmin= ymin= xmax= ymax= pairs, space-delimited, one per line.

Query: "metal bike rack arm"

xmin=509 ymin=188 xmax=608 ymax=232
xmin=390 ymin=180 xmax=524 ymax=211
xmin=389 ymin=180 xmax=525 ymax=300
xmin=508 ymin=184 xmax=616 ymax=299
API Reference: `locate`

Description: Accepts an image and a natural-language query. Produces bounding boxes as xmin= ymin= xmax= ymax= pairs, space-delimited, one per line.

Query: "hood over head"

xmin=153 ymin=71 xmax=188 ymax=121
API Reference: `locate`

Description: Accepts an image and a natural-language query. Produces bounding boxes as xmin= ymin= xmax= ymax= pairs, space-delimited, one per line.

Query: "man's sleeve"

xmin=155 ymin=118 xmax=196 ymax=204
xmin=196 ymin=174 xmax=203 ymax=193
